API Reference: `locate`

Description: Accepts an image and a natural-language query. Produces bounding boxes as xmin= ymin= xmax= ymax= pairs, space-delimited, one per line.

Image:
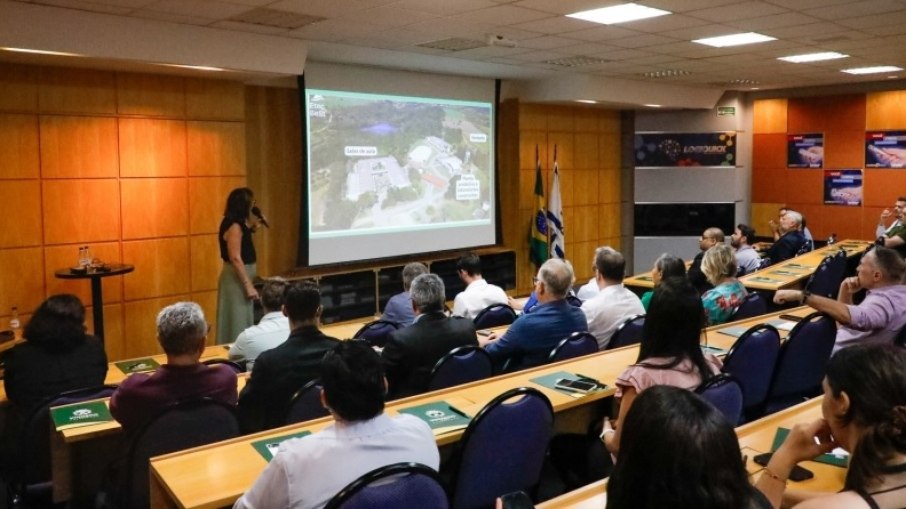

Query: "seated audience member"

xmin=771 ymin=206 xmax=813 ymax=245
xmin=688 ymin=227 xmax=724 ymax=294
xmin=732 ymin=223 xmax=762 ymax=275
xmin=766 ymin=210 xmax=807 ymax=264
xmin=601 ymin=277 xmax=721 ymax=456
xmin=452 ymin=252 xmax=508 ymax=319
xmin=382 ymin=273 xmax=477 ymax=399
xmin=701 ymin=244 xmax=748 ymax=325
xmin=575 ymin=247 xmax=606 ymax=301
xmin=480 ymin=258 xmax=587 ymax=371
xmin=774 ymin=246 xmax=906 ymax=353
xmin=756 ymin=344 xmax=906 ymax=509
xmin=238 ymin=281 xmax=340 ymax=433
xmin=228 ymin=277 xmax=290 ymax=371
xmin=607 ymin=386 xmax=771 ymax=509
xmin=110 ymin=302 xmax=237 ymax=433
xmin=875 ymin=197 xmax=906 ymax=257
xmin=380 ymin=262 xmax=428 ymax=326
xmin=581 ymin=247 xmax=644 ymax=349
xmin=2 ymin=294 xmax=108 ymax=469
xmin=639 ymin=253 xmax=687 ymax=311
xmin=234 ymin=341 xmax=440 ymax=509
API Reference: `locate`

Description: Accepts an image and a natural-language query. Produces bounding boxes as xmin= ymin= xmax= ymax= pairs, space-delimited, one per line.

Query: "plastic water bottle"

xmin=9 ymin=306 xmax=20 ymax=339
xmin=79 ymin=246 xmax=89 ymax=268
xmin=827 ymin=234 xmax=837 ymax=246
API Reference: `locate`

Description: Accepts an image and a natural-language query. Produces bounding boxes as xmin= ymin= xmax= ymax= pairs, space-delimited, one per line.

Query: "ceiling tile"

xmin=729 ymin=12 xmax=821 ymax=31
xmin=31 ymin=0 xmax=135 ymax=14
xmin=836 ymin=10 xmax=906 ymax=29
xmin=510 ymin=49 xmax=571 ymax=62
xmin=210 ymin=20 xmax=291 ymax=34
xmin=510 ymin=15 xmax=596 ymax=34
xmin=142 ymin=0 xmax=251 ymax=19
xmin=286 ymin=18 xmax=387 ymax=41
xmin=608 ymin=33 xmax=679 ymax=48
xmin=519 ymin=35 xmax=586 ymax=50
xmin=448 ymin=5 xmax=553 ymax=25
xmin=130 ymin=8 xmax=213 ymax=25
xmin=511 ymin=0 xmax=619 ymax=15
xmin=685 ymin=1 xmax=789 ymax=23
xmin=643 ymin=0 xmax=750 ymax=13
xmin=554 ymin=41 xmax=623 ymax=56
xmin=270 ymin=0 xmax=389 ymax=18
xmin=803 ymin=0 xmax=905 ymax=20
xmin=565 ymin=25 xmax=640 ymax=42
xmin=620 ymin=14 xmax=710 ymax=34
xmin=392 ymin=0 xmax=498 ymax=15
xmin=336 ymin=5 xmax=439 ymax=27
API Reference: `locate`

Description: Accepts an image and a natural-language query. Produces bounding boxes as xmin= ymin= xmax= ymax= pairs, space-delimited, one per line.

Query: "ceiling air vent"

xmin=229 ymin=8 xmax=324 ymax=30
xmin=638 ymin=69 xmax=692 ymax=79
xmin=417 ymin=38 xmax=487 ymax=52
xmin=542 ymin=56 xmax=609 ymax=67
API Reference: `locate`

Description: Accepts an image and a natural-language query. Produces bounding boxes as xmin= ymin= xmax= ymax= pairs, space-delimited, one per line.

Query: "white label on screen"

xmin=456 ymin=175 xmax=480 ymax=200
xmin=470 ymin=133 xmax=488 ymax=143
xmin=344 ymin=146 xmax=378 ymax=157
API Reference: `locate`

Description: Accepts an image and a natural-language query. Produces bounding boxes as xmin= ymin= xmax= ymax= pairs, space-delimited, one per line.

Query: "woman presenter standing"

xmin=216 ymin=187 xmax=261 ymax=344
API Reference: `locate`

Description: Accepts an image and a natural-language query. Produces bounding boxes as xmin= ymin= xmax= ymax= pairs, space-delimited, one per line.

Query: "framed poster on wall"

xmin=824 ymin=169 xmax=862 ymax=206
xmin=787 ymin=133 xmax=823 ymax=168
xmin=865 ymin=131 xmax=906 ymax=168
xmin=634 ymin=132 xmax=736 ymax=167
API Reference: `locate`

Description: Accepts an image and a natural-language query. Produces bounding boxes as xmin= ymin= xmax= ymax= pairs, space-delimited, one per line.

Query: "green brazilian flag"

xmin=530 ymin=146 xmax=548 ymax=267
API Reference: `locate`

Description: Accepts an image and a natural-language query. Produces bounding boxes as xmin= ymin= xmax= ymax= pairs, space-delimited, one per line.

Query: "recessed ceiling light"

xmin=644 ymin=104 xmax=662 ymax=108
xmin=567 ymin=3 xmax=671 ymax=25
xmin=160 ymin=63 xmax=226 ymax=72
xmin=575 ymin=99 xmax=598 ymax=104
xmin=778 ymin=51 xmax=848 ymax=63
xmin=842 ymin=66 xmax=904 ymax=75
xmin=1 ymin=47 xmax=81 ymax=57
xmin=692 ymin=32 xmax=776 ymax=48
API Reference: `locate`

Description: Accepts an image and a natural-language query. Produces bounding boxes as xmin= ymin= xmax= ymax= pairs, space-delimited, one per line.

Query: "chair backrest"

xmin=428 ymin=346 xmax=494 ymax=392
xmin=120 ymin=398 xmax=240 ymax=508
xmin=764 ymin=312 xmax=836 ymax=415
xmin=285 ymin=379 xmax=329 ymax=424
xmin=796 ymin=238 xmax=814 ymax=256
xmin=325 ymin=462 xmax=448 ymax=509
xmin=472 ymin=303 xmax=517 ymax=329
xmin=729 ymin=292 xmax=767 ymax=322
xmin=721 ymin=324 xmax=781 ymax=418
xmin=695 ymin=373 xmax=744 ymax=425
xmin=548 ymin=332 xmax=598 ymax=363
xmin=17 ymin=385 xmax=118 ymax=486
xmin=607 ymin=314 xmax=645 ymax=350
xmin=804 ymin=250 xmax=847 ymax=299
xmin=202 ymin=358 xmax=245 ymax=373
xmin=895 ymin=325 xmax=906 ymax=348
xmin=451 ymin=387 xmax=553 ymax=509
xmin=353 ymin=320 xmax=402 ymax=348
xmin=565 ymin=295 xmax=583 ymax=307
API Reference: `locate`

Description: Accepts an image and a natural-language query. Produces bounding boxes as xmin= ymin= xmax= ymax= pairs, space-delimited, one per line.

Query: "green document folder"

xmin=398 ymin=401 xmax=472 ymax=434
xmin=530 ymin=370 xmax=607 ymax=397
xmin=771 ymin=427 xmax=849 ymax=467
xmin=251 ymin=431 xmax=312 ymax=461
xmin=51 ymin=400 xmax=114 ymax=430
xmin=717 ymin=326 xmax=749 ymax=338
xmin=115 ymin=357 xmax=160 ymax=374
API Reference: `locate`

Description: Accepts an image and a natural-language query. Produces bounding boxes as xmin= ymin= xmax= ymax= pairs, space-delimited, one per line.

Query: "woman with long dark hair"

xmin=216 ymin=187 xmax=262 ymax=344
xmin=602 ymin=276 xmax=720 ymax=455
xmin=757 ymin=344 xmax=906 ymax=509
xmin=608 ymin=385 xmax=770 ymax=509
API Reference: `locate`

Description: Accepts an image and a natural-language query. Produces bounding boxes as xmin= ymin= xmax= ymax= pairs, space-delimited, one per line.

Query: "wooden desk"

xmin=538 ymin=398 xmax=845 ymax=508
xmin=740 ymin=239 xmax=871 ymax=291
xmin=320 ymin=316 xmax=376 ymax=340
xmin=623 ymin=261 xmax=693 ymax=290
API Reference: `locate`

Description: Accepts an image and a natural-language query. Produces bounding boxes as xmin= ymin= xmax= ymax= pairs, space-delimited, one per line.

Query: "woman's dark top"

xmin=4 ymin=336 xmax=108 ymax=417
xmin=855 ymin=461 xmax=906 ymax=509
xmin=219 ymin=217 xmax=256 ymax=264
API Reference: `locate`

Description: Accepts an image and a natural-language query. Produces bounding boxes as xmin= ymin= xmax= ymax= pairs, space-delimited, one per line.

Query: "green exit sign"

xmin=717 ymin=106 xmax=736 ymax=116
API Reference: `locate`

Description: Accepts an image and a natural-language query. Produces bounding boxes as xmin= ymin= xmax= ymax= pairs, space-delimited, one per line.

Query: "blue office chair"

xmin=109 ymin=398 xmax=240 ymax=509
xmin=428 ymin=346 xmax=494 ymax=392
xmin=729 ymin=292 xmax=767 ymax=322
xmin=548 ymin=332 xmax=598 ymax=362
xmin=473 ymin=303 xmax=517 ymax=329
xmin=353 ymin=320 xmax=402 ymax=348
xmin=325 ymin=462 xmax=448 ymax=509
xmin=285 ymin=379 xmax=329 ymax=424
xmin=695 ymin=373 xmax=744 ymax=425
xmin=10 ymin=385 xmax=119 ymax=507
xmin=449 ymin=387 xmax=553 ymax=509
xmin=565 ymin=295 xmax=583 ymax=307
xmin=804 ymin=250 xmax=847 ymax=299
xmin=796 ymin=238 xmax=814 ymax=256
xmin=721 ymin=324 xmax=781 ymax=422
xmin=763 ymin=312 xmax=836 ymax=415
xmin=607 ymin=314 xmax=645 ymax=349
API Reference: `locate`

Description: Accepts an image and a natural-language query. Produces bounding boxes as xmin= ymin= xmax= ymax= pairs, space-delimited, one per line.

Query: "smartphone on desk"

xmin=554 ymin=378 xmax=598 ymax=394
xmin=778 ymin=314 xmax=804 ymax=322
xmin=477 ymin=329 xmax=492 ymax=337
xmin=753 ymin=452 xmax=814 ymax=482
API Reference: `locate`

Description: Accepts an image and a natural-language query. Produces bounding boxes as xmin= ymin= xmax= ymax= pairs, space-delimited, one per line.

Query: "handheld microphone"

xmin=251 ymin=206 xmax=270 ymax=228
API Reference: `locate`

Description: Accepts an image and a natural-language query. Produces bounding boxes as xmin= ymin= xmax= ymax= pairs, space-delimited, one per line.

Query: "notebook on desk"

xmin=398 ymin=401 xmax=472 ymax=435
xmin=51 ymin=400 xmax=114 ymax=430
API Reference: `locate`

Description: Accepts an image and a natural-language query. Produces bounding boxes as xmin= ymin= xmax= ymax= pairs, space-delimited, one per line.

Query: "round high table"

xmin=54 ymin=264 xmax=134 ymax=343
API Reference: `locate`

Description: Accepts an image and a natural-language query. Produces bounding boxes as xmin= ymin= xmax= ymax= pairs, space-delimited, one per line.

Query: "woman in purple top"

xmin=602 ymin=276 xmax=721 ymax=456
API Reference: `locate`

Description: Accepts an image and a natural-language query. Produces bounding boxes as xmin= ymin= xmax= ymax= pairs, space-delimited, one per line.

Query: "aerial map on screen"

xmin=307 ymin=89 xmax=494 ymax=237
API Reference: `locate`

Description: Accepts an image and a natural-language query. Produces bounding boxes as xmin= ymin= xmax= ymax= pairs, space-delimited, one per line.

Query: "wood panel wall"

xmin=0 ymin=63 xmax=245 ymax=360
xmin=499 ymin=101 xmax=623 ymax=297
xmin=752 ymin=91 xmax=906 ymax=241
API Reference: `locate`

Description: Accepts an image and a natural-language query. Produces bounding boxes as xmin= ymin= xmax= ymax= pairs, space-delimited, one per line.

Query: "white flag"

xmin=547 ymin=153 xmax=565 ymax=259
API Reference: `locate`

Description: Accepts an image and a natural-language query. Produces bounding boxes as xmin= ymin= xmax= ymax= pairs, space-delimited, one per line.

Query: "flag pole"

xmin=547 ymin=145 xmax=556 ymax=259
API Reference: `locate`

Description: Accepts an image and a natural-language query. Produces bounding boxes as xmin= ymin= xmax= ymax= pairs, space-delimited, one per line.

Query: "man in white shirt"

xmin=234 ymin=341 xmax=440 ymax=509
xmin=575 ymin=247 xmax=606 ymax=300
xmin=229 ymin=277 xmax=290 ymax=371
xmin=731 ymin=224 xmax=761 ymax=276
xmin=580 ymin=247 xmax=645 ymax=349
xmin=452 ymin=253 xmax=508 ymax=319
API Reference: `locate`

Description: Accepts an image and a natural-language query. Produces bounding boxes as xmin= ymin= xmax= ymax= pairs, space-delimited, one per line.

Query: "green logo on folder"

xmin=51 ymin=400 xmax=113 ymax=430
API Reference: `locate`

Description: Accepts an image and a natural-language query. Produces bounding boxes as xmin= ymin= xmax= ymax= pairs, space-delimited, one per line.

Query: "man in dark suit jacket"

xmin=238 ymin=281 xmax=340 ymax=433
xmin=382 ymin=273 xmax=477 ymax=399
